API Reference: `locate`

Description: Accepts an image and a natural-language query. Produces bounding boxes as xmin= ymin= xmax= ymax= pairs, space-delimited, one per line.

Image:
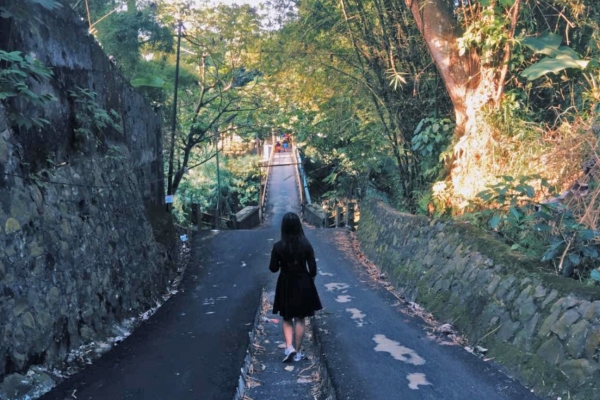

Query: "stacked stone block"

xmin=358 ymin=198 xmax=600 ymax=399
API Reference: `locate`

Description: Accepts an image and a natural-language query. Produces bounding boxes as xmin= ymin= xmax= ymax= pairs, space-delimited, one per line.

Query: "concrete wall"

xmin=0 ymin=1 xmax=177 ymax=394
xmin=357 ymin=198 xmax=600 ymax=400
xmin=303 ymin=204 xmax=327 ymax=228
xmin=234 ymin=206 xmax=260 ymax=230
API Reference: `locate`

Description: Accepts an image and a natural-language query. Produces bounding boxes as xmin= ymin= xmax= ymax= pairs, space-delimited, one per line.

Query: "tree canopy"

xmin=4 ymin=0 xmax=599 ymax=278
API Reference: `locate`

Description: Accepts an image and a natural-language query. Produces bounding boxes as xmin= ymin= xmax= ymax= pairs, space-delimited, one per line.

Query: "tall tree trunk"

xmin=404 ymin=0 xmax=499 ymax=202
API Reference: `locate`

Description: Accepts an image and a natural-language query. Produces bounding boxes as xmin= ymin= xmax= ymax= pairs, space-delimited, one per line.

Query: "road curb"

xmin=310 ymin=313 xmax=337 ymax=400
xmin=234 ymin=288 xmax=264 ymax=400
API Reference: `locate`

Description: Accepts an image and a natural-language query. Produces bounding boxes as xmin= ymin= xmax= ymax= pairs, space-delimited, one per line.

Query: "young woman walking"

xmin=269 ymin=212 xmax=323 ymax=362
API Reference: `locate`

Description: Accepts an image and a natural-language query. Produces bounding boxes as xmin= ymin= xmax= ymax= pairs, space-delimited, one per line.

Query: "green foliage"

xmin=520 ymin=33 xmax=597 ymax=80
xmin=0 ymin=50 xmax=56 ymax=129
xmin=466 ymin=175 xmax=551 ymax=257
xmin=411 ymin=117 xmax=453 ymax=185
xmin=474 ymin=175 xmax=543 ymax=227
xmin=411 ymin=117 xmax=453 ymax=157
xmin=470 ymin=174 xmax=600 ymax=278
xmin=0 ymin=0 xmax=61 ymax=21
xmin=536 ymin=203 xmax=600 ymax=277
xmin=81 ymin=1 xmax=173 ymax=78
xmin=131 ymin=76 xmax=166 ymax=88
xmin=457 ymin=6 xmax=510 ymax=64
xmin=173 ymin=154 xmax=261 ymax=226
xmin=69 ymin=88 xmax=123 ymax=151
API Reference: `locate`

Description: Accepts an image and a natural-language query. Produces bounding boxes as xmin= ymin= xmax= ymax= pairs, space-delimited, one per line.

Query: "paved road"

xmin=40 ymin=150 xmax=299 ymax=400
xmin=306 ymin=228 xmax=540 ymax=400
xmin=40 ymin=148 xmax=541 ymax=400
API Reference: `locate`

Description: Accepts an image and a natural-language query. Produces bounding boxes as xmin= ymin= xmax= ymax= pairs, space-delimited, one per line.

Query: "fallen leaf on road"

xmin=246 ymin=377 xmax=261 ymax=388
xmin=438 ymin=323 xmax=454 ymax=334
xmin=252 ymin=342 xmax=266 ymax=351
xmin=438 ymin=341 xmax=458 ymax=346
xmin=284 ymin=366 xmax=294 ymax=372
xmin=278 ymin=343 xmax=286 ymax=349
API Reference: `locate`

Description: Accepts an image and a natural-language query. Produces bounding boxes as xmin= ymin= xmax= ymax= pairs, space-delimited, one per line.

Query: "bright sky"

xmin=189 ymin=0 xmax=285 ymax=30
xmin=195 ymin=0 xmax=266 ymax=7
xmin=210 ymin=0 xmax=264 ymax=5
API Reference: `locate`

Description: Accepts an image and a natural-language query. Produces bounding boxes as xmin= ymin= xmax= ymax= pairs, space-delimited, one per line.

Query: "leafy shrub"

xmin=173 ymin=154 xmax=261 ymax=226
xmin=411 ymin=117 xmax=454 ymax=180
xmin=0 ymin=50 xmax=56 ymax=128
xmin=69 ymin=88 xmax=123 ymax=152
xmin=468 ymin=174 xmax=600 ymax=278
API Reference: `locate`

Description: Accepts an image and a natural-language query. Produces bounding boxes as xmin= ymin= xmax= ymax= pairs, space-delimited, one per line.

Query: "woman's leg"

xmin=283 ymin=318 xmax=294 ymax=348
xmin=294 ymin=318 xmax=306 ymax=351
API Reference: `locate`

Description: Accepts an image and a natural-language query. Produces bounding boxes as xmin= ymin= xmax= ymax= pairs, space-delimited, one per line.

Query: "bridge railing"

xmin=259 ymin=136 xmax=276 ymax=221
xmin=292 ymin=140 xmax=311 ymax=212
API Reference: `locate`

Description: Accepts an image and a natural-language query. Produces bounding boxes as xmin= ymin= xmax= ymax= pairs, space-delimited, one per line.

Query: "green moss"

xmin=5 ymin=217 xmax=21 ymax=234
xmin=481 ymin=336 xmax=590 ymax=398
xmin=360 ymin=198 xmax=600 ymax=399
xmin=446 ymin=223 xmax=600 ymax=301
xmin=0 ymin=137 xmax=7 ymax=164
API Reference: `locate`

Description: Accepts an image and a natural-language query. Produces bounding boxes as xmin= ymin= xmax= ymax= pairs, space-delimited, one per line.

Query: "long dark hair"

xmin=280 ymin=212 xmax=308 ymax=259
xmin=281 ymin=212 xmax=305 ymax=245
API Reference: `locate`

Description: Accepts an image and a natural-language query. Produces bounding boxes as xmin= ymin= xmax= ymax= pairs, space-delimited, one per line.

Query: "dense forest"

xmin=2 ymin=0 xmax=600 ymax=281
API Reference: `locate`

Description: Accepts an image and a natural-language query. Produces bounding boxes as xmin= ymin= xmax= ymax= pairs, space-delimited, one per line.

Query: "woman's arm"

xmin=306 ymin=243 xmax=317 ymax=278
xmin=269 ymin=247 xmax=280 ymax=273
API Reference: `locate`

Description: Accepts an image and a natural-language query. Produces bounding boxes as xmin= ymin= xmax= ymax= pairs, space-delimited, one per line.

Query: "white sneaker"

xmin=293 ymin=352 xmax=304 ymax=362
xmin=282 ymin=346 xmax=296 ymax=363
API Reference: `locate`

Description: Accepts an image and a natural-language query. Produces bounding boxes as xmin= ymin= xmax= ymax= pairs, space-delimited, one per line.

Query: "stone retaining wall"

xmin=0 ymin=2 xmax=177 ymax=395
xmin=357 ymin=198 xmax=600 ymax=400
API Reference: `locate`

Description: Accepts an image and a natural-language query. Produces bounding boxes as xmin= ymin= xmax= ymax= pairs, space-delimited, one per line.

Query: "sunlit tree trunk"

xmin=404 ymin=0 xmax=500 ymax=202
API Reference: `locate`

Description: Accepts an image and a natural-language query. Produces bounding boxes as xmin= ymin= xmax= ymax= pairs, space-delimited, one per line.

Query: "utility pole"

xmin=167 ymin=19 xmax=183 ymax=203
xmin=214 ymin=127 xmax=221 ymax=229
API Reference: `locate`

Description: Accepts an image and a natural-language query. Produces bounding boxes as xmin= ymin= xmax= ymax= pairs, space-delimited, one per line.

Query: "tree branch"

xmin=494 ymin=0 xmax=521 ymax=105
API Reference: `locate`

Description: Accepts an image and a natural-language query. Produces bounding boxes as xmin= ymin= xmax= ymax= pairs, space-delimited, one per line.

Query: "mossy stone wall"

xmin=358 ymin=198 xmax=600 ymax=400
xmin=0 ymin=2 xmax=177 ymax=397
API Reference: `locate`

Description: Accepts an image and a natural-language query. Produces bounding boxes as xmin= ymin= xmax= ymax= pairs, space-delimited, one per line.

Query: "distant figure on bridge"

xmin=269 ymin=212 xmax=322 ymax=362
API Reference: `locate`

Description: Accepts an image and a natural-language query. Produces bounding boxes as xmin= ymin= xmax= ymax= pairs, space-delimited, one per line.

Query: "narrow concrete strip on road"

xmin=306 ymin=228 xmax=542 ymax=400
xmin=236 ymin=285 xmax=334 ymax=400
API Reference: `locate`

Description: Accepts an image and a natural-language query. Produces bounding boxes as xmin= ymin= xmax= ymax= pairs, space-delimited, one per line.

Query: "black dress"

xmin=269 ymin=238 xmax=323 ymax=319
